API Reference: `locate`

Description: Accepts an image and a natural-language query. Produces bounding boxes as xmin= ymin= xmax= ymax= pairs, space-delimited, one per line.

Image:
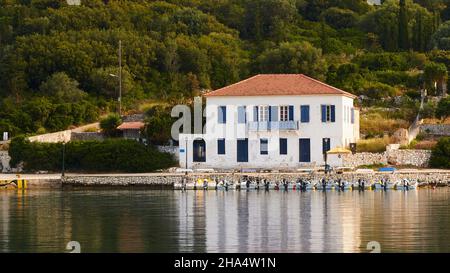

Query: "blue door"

xmin=237 ymin=139 xmax=248 ymax=162
xmin=299 ymin=138 xmax=311 ymax=162
xmin=193 ymin=139 xmax=206 ymax=162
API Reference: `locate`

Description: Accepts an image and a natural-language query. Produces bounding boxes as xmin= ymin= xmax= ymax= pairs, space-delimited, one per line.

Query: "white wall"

xmin=180 ymin=95 xmax=359 ymax=169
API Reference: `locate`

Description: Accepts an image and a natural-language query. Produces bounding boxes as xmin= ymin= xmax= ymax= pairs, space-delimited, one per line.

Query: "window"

xmin=321 ymin=105 xmax=335 ymax=123
xmin=259 ymin=105 xmax=269 ymax=122
xmin=218 ymin=139 xmax=225 ymax=155
xmin=280 ymin=138 xmax=287 ymax=155
xmin=279 ymin=106 xmax=289 ymax=121
xmin=218 ymin=106 xmax=226 ymax=124
xmin=300 ymin=105 xmax=310 ymax=123
xmin=322 ymin=138 xmax=331 ymax=154
xmin=238 ymin=106 xmax=246 ymax=124
xmin=260 ymin=138 xmax=268 ymax=155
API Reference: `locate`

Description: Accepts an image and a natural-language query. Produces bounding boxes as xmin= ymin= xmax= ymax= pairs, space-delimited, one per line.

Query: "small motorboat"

xmin=216 ymin=180 xmax=235 ymax=191
xmin=371 ymin=182 xmax=384 ymax=190
xmin=395 ymin=179 xmax=417 ymax=190
xmin=326 ymin=182 xmax=336 ymax=190
xmin=339 ymin=181 xmax=352 ymax=191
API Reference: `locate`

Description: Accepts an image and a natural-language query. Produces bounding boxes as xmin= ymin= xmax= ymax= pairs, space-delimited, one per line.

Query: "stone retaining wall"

xmin=71 ymin=132 xmax=105 ymax=141
xmin=29 ymin=130 xmax=72 ymax=143
xmin=421 ymin=124 xmax=450 ymax=136
xmin=343 ymin=149 xmax=432 ymax=168
xmin=62 ymin=175 xmax=179 ymax=188
xmin=386 ymin=149 xmax=431 ymax=167
xmin=343 ymin=152 xmax=387 ymax=167
xmin=62 ymin=172 xmax=450 ymax=187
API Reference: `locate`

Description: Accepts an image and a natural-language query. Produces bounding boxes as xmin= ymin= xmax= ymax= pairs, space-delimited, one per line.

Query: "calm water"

xmin=1 ymin=188 xmax=450 ymax=253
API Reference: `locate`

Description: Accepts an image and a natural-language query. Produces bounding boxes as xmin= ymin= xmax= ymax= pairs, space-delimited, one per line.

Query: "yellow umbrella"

xmin=327 ymin=147 xmax=352 ymax=155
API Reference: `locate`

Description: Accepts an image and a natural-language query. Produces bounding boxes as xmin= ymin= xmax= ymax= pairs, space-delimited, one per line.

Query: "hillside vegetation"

xmin=1 ymin=0 xmax=450 ymax=138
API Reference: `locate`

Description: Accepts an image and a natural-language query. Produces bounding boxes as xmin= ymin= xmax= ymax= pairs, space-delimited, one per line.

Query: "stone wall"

xmin=386 ymin=149 xmax=431 ymax=167
xmin=28 ymin=130 xmax=72 ymax=143
xmin=421 ymin=124 xmax=450 ymax=136
xmin=62 ymin=175 xmax=179 ymax=188
xmin=343 ymin=149 xmax=432 ymax=168
xmin=61 ymin=171 xmax=450 ymax=187
xmin=71 ymin=132 xmax=105 ymax=141
xmin=343 ymin=152 xmax=387 ymax=167
xmin=28 ymin=122 xmax=100 ymax=143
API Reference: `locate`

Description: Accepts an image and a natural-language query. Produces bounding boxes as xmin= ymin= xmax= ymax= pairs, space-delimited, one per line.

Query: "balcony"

xmin=247 ymin=121 xmax=299 ymax=131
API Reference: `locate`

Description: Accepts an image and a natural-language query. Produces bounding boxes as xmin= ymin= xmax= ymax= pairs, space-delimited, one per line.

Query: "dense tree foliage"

xmin=430 ymin=137 xmax=450 ymax=168
xmin=1 ymin=0 xmax=450 ymax=139
xmin=9 ymin=136 xmax=176 ymax=172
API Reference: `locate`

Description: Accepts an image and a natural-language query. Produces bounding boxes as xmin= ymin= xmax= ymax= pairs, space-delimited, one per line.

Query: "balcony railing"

xmin=248 ymin=121 xmax=299 ymax=131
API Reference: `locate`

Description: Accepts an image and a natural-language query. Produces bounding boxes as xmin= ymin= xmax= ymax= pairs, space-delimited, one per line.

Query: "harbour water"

xmin=1 ymin=188 xmax=450 ymax=253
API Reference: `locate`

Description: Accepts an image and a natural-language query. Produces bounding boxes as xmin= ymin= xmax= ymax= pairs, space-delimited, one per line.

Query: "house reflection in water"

xmin=177 ymin=191 xmax=365 ymax=253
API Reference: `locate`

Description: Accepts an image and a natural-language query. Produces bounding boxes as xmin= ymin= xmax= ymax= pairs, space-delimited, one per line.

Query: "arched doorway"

xmin=193 ymin=139 xmax=206 ymax=162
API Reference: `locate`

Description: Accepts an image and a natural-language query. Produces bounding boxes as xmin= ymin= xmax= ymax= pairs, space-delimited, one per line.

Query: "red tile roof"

xmin=204 ymin=74 xmax=356 ymax=98
xmin=117 ymin=121 xmax=145 ymax=130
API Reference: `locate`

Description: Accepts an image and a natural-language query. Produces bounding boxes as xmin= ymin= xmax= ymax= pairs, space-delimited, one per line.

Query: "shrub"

xmin=436 ymin=97 xmax=450 ymax=119
xmin=356 ymin=136 xmax=391 ymax=153
xmin=361 ymin=81 xmax=397 ymax=99
xmin=360 ymin=111 xmax=409 ymax=137
xmin=9 ymin=137 xmax=176 ymax=173
xmin=430 ymin=137 xmax=450 ymax=169
xmin=100 ymin=113 xmax=122 ymax=137
xmin=321 ymin=8 xmax=359 ymax=29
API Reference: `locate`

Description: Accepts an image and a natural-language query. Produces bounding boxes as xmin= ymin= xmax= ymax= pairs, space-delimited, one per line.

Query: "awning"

xmin=327 ymin=147 xmax=352 ymax=155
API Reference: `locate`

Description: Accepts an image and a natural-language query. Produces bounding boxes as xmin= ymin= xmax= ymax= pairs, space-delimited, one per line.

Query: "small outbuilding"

xmin=117 ymin=121 xmax=145 ymax=140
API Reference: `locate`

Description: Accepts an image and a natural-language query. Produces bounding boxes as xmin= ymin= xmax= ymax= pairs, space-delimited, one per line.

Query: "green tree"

xmin=144 ymin=105 xmax=175 ymax=145
xmin=399 ymin=0 xmax=410 ymax=50
xmin=254 ymin=41 xmax=327 ymax=79
xmin=39 ymin=72 xmax=87 ymax=102
xmin=430 ymin=20 xmax=450 ymax=49
xmin=429 ymin=137 xmax=450 ymax=169
xmin=423 ymin=62 xmax=448 ymax=95
xmin=321 ymin=7 xmax=359 ymax=29
xmin=100 ymin=113 xmax=122 ymax=137
xmin=436 ymin=96 xmax=450 ymax=118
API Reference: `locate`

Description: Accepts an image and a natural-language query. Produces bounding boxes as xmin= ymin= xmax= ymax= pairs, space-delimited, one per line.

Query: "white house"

xmin=179 ymin=74 xmax=359 ymax=170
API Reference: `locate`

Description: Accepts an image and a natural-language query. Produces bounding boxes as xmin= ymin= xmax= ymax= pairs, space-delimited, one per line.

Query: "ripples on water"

xmin=0 ymin=188 xmax=449 ymax=253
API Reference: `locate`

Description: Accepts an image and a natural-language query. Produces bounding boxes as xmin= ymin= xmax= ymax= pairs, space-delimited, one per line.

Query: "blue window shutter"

xmin=238 ymin=106 xmax=246 ymax=124
xmin=280 ymin=138 xmax=287 ymax=155
xmin=271 ymin=106 xmax=278 ymax=121
xmin=321 ymin=105 xmax=326 ymax=122
xmin=331 ymin=105 xmax=335 ymax=122
xmin=351 ymin=108 xmax=355 ymax=124
xmin=289 ymin=105 xmax=294 ymax=121
xmin=254 ymin=106 xmax=258 ymax=121
xmin=301 ymin=105 xmax=310 ymax=123
xmin=218 ymin=139 xmax=225 ymax=154
xmin=223 ymin=106 xmax=227 ymax=123
xmin=218 ymin=106 xmax=226 ymax=124
xmin=268 ymin=106 xmax=272 ymax=121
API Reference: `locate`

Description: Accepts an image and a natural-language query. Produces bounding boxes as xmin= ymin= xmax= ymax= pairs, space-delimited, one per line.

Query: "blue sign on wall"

xmin=180 ymin=149 xmax=185 ymax=153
